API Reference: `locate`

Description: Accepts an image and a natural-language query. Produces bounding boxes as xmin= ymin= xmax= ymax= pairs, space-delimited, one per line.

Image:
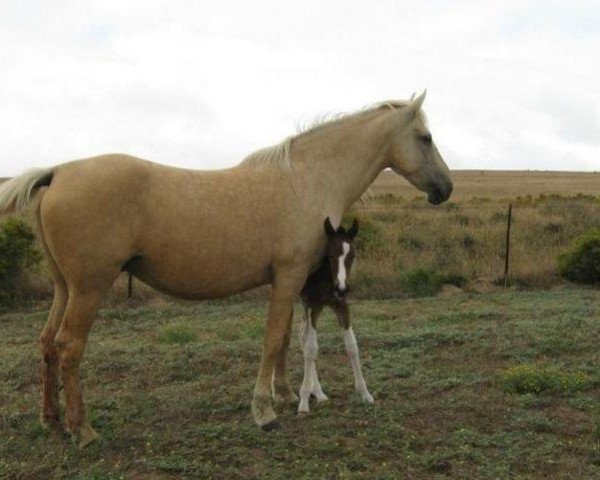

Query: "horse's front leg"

xmin=335 ymin=302 xmax=374 ymax=404
xmin=272 ymin=309 xmax=299 ymax=405
xmin=55 ymin=290 xmax=105 ymax=447
xmin=252 ymin=273 xmax=304 ymax=429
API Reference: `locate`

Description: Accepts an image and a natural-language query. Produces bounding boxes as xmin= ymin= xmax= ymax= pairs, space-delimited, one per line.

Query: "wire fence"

xmin=125 ymin=199 xmax=600 ymax=299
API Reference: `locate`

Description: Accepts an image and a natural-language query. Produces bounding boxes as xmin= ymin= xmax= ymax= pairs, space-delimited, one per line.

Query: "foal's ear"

xmin=348 ymin=218 xmax=359 ymax=239
xmin=324 ymin=217 xmax=336 ymax=237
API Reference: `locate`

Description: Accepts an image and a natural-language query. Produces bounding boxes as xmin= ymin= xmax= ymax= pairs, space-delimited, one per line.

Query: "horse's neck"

xmin=293 ymin=110 xmax=394 ymax=215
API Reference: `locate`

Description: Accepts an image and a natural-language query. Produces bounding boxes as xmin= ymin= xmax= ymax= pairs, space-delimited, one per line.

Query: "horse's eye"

xmin=421 ymin=134 xmax=432 ymax=145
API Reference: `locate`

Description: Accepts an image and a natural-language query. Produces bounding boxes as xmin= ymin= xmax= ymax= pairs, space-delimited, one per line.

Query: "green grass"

xmin=157 ymin=325 xmax=197 ymax=344
xmin=1 ymin=288 xmax=600 ymax=478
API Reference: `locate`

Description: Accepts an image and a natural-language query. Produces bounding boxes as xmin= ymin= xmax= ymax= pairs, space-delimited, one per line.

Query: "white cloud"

xmin=0 ymin=0 xmax=598 ymax=175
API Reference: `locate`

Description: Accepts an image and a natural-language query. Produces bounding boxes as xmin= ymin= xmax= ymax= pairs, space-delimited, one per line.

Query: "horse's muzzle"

xmin=334 ymin=286 xmax=349 ymax=299
xmin=428 ymin=182 xmax=453 ymax=205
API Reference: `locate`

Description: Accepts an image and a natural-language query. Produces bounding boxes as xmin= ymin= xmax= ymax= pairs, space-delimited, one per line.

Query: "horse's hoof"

xmin=252 ymin=395 xmax=278 ymax=430
xmin=261 ymin=419 xmax=281 ymax=432
xmin=273 ymin=389 xmax=299 ymax=405
xmin=40 ymin=413 xmax=61 ymax=431
xmin=78 ymin=424 xmax=99 ymax=448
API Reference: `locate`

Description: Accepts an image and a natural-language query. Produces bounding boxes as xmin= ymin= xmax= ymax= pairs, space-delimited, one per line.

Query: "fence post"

xmin=503 ymin=203 xmax=513 ymax=287
xmin=127 ymin=272 xmax=133 ymax=299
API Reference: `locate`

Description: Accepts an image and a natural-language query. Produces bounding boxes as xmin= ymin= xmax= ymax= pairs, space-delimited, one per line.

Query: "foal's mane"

xmin=239 ymin=100 xmax=427 ymax=170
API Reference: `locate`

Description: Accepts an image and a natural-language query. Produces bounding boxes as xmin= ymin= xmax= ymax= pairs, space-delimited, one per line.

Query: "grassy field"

xmin=371 ymin=170 xmax=600 ymax=201
xmin=344 ymin=169 xmax=600 ymax=297
xmin=2 ymin=287 xmax=600 ymax=479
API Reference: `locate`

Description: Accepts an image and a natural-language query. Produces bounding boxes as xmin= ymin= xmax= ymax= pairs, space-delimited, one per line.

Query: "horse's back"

xmin=38 ymin=154 xmax=302 ymax=297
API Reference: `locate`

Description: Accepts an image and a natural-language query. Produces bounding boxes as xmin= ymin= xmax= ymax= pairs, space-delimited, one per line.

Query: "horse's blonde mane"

xmin=239 ymin=137 xmax=293 ymax=170
xmin=238 ymin=100 xmax=427 ymax=170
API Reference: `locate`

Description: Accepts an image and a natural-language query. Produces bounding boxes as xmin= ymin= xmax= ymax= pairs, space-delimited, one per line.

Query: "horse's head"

xmin=387 ymin=91 xmax=453 ymax=205
xmin=324 ymin=217 xmax=358 ymax=299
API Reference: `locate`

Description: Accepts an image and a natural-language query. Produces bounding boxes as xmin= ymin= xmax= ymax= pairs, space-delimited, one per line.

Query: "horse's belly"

xmin=130 ymin=254 xmax=271 ymax=300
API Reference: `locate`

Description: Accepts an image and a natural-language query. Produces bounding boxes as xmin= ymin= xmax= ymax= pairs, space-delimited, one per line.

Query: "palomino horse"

xmin=298 ymin=218 xmax=374 ymax=414
xmin=0 ymin=91 xmax=451 ymax=447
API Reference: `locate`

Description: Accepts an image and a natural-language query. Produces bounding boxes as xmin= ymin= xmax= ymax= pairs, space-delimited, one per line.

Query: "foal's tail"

xmin=0 ymin=167 xmax=54 ymax=214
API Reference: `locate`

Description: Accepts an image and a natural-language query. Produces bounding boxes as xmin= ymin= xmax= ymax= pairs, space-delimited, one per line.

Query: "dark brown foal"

xmin=298 ymin=218 xmax=374 ymax=414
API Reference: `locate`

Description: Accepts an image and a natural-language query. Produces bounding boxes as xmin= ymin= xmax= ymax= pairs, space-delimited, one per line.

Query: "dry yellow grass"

xmin=347 ymin=169 xmax=600 ymax=296
xmin=371 ymin=169 xmax=600 ymax=201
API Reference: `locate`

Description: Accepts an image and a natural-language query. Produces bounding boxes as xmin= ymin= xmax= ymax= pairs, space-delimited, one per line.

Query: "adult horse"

xmin=0 ymin=91 xmax=451 ymax=446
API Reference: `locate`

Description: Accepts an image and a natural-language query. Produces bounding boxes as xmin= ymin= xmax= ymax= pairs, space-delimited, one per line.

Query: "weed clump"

xmin=0 ymin=218 xmax=42 ymax=305
xmin=399 ymin=267 xmax=465 ymax=297
xmin=557 ymin=229 xmax=600 ymax=284
xmin=500 ymin=364 xmax=589 ymax=395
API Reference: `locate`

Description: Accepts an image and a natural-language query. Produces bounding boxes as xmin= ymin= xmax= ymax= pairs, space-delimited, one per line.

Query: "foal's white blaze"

xmin=336 ymin=242 xmax=351 ymax=290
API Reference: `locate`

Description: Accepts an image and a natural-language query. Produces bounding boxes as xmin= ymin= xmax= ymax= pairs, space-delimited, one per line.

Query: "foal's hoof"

xmin=261 ymin=419 xmax=281 ymax=432
xmin=361 ymin=391 xmax=375 ymax=404
xmin=313 ymin=393 xmax=329 ymax=403
xmin=297 ymin=400 xmax=310 ymax=416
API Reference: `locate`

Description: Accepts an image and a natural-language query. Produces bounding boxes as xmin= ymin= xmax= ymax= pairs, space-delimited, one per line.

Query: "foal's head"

xmin=324 ymin=217 xmax=358 ymax=299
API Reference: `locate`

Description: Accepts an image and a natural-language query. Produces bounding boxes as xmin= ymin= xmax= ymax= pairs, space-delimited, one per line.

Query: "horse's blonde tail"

xmin=0 ymin=167 xmax=54 ymax=214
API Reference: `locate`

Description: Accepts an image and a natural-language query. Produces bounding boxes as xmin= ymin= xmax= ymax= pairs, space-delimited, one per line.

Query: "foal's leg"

xmin=298 ymin=305 xmax=327 ymax=414
xmin=55 ymin=289 xmax=105 ymax=447
xmin=307 ymin=308 xmax=328 ymax=402
xmin=334 ymin=302 xmax=374 ymax=404
xmin=252 ymin=274 xmax=303 ymax=429
xmin=272 ymin=309 xmax=299 ymax=404
xmin=39 ymin=279 xmax=68 ymax=429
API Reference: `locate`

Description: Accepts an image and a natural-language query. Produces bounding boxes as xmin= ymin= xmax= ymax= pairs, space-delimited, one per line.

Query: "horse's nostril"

xmin=428 ymin=189 xmax=442 ymax=205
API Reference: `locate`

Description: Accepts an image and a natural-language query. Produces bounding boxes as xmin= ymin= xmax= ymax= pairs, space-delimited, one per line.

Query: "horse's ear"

xmin=348 ymin=218 xmax=359 ymax=239
xmin=324 ymin=217 xmax=336 ymax=237
xmin=413 ymin=89 xmax=426 ymax=109
xmin=402 ymin=89 xmax=426 ymax=120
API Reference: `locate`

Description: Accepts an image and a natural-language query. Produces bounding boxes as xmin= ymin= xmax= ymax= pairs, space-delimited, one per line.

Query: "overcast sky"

xmin=1 ymin=0 xmax=598 ymax=176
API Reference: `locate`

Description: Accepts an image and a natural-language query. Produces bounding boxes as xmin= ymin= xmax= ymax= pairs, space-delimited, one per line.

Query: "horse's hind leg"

xmin=37 ymin=215 xmax=69 ymax=430
xmin=39 ymin=278 xmax=68 ymax=429
xmin=55 ymin=289 xmax=105 ymax=447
